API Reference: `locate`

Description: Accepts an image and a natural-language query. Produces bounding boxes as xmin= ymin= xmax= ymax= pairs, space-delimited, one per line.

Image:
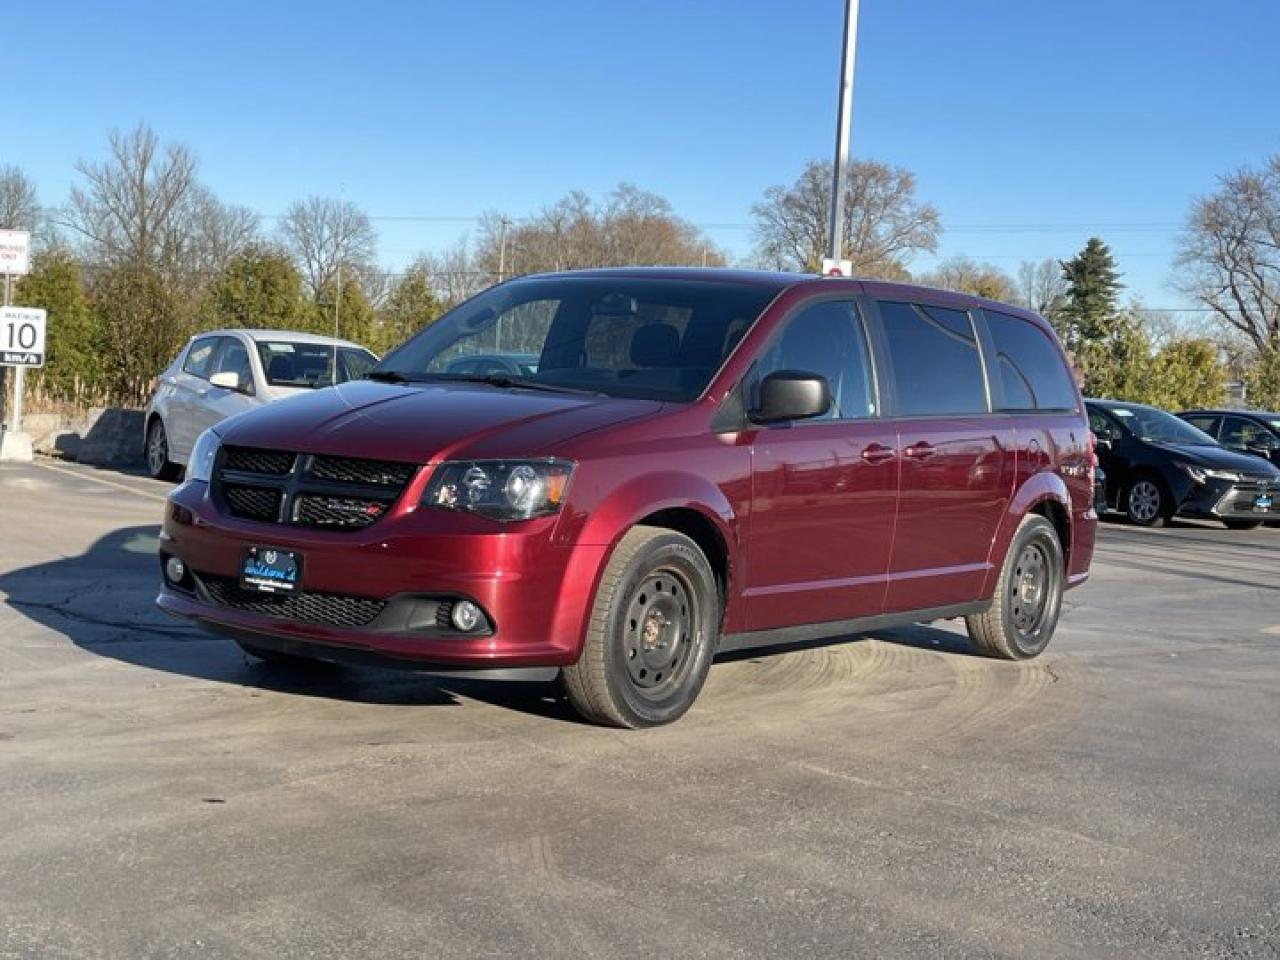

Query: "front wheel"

xmin=1123 ymin=476 xmax=1169 ymax=527
xmin=145 ymin=419 xmax=181 ymax=481
xmin=966 ymin=514 xmax=1064 ymax=660
xmin=561 ymin=526 xmax=720 ymax=728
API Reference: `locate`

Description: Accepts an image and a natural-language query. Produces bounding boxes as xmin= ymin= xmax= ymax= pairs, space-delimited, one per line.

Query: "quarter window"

xmin=182 ymin=337 xmax=218 ymax=380
xmin=986 ymin=311 xmax=1078 ymax=411
xmin=877 ymin=301 xmax=987 ymax=415
xmin=751 ymin=300 xmax=875 ymax=420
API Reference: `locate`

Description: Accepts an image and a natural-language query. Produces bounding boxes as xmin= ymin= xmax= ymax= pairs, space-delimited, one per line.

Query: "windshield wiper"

xmin=444 ymin=374 xmax=607 ymax=397
xmin=365 ymin=369 xmax=416 ymax=383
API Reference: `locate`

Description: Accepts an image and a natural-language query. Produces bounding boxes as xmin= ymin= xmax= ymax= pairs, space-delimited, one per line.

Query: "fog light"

xmin=165 ymin=556 xmax=187 ymax=584
xmin=451 ymin=600 xmax=482 ymax=632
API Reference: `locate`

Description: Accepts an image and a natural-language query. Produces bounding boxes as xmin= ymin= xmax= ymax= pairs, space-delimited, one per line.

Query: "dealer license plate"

xmin=240 ymin=546 xmax=302 ymax=594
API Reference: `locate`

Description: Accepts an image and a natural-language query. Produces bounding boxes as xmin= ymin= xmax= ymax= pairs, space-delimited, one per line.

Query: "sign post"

xmin=0 ymin=229 xmax=35 ymax=462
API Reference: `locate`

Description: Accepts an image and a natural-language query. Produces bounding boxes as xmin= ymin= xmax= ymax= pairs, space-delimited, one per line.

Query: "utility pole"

xmin=497 ymin=217 xmax=511 ymax=283
xmin=826 ymin=0 xmax=861 ymax=265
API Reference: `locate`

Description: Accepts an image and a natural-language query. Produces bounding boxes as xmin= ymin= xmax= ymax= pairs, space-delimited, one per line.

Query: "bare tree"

xmin=476 ymin=184 xmax=723 ymax=277
xmin=752 ymin=159 xmax=940 ymax=277
xmin=1015 ymin=258 xmax=1068 ymax=319
xmin=0 ymin=165 xmax=40 ymax=233
xmin=917 ymin=256 xmax=1017 ymax=301
xmin=61 ymin=125 xmax=199 ymax=275
xmin=420 ymin=239 xmax=488 ymax=307
xmin=278 ymin=196 xmax=377 ymax=298
xmin=1176 ymin=155 xmax=1280 ymax=354
xmin=181 ymin=187 xmax=260 ymax=280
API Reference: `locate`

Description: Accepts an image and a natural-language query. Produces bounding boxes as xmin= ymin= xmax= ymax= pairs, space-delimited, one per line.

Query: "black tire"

xmin=966 ymin=515 xmax=1064 ymax=660
xmin=1224 ymin=519 xmax=1263 ymax=531
xmin=561 ymin=526 xmax=720 ymax=729
xmin=1122 ymin=474 xmax=1170 ymax=527
xmin=235 ymin=639 xmax=327 ymax=670
xmin=145 ymin=418 xmax=182 ymax=481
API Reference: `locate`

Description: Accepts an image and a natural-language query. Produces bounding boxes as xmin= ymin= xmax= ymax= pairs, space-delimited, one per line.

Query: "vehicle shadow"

xmin=714 ymin=618 xmax=983 ymax=665
xmin=0 ymin=523 xmax=583 ymax=722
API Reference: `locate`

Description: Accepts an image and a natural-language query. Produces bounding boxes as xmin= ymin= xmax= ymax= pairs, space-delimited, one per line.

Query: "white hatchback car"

xmin=143 ymin=329 xmax=378 ymax=479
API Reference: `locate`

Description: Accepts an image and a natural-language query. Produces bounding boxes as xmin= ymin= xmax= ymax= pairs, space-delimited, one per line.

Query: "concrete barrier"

xmin=27 ymin=407 xmax=145 ymax=468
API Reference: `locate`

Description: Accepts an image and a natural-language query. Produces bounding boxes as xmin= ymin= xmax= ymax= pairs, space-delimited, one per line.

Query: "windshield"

xmin=375 ymin=277 xmax=779 ymax=401
xmin=256 ymin=341 xmax=378 ymax=388
xmin=1110 ymin=405 xmax=1217 ymax=445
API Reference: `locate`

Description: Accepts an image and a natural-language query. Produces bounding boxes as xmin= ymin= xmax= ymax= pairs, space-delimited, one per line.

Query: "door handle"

xmin=903 ymin=442 xmax=936 ymax=460
xmin=860 ymin=443 xmax=896 ymax=464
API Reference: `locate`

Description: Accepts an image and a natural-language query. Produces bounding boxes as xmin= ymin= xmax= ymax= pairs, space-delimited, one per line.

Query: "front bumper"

xmin=157 ymin=480 xmax=607 ymax=670
xmin=1177 ymin=477 xmax=1280 ymax=521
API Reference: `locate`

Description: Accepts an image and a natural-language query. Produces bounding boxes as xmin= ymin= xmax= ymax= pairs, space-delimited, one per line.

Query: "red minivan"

xmin=157 ymin=269 xmax=1096 ymax=727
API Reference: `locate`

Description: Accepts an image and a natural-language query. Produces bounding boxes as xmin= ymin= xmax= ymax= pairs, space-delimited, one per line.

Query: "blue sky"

xmin=8 ymin=0 xmax=1280 ymax=311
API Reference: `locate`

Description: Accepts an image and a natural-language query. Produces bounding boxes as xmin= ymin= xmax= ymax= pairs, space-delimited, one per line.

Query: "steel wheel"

xmin=561 ymin=526 xmax=720 ymax=728
xmin=621 ymin=568 xmax=700 ymax=702
xmin=1010 ymin=543 xmax=1051 ymax=638
xmin=966 ymin=514 xmax=1064 ymax=660
xmin=1126 ymin=479 xmax=1163 ymax=525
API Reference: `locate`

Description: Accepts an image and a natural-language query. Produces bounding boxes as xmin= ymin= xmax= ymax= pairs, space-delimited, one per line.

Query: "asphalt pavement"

xmin=1 ymin=460 xmax=1278 ymax=959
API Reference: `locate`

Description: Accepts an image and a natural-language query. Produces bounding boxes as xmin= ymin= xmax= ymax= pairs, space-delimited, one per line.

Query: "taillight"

xmin=1086 ymin=432 xmax=1098 ymax=484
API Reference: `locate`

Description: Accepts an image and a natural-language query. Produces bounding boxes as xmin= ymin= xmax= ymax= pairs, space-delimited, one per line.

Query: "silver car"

xmin=143 ymin=329 xmax=378 ymax=479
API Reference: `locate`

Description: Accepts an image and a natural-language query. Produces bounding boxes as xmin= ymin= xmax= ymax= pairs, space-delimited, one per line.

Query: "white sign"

xmin=821 ymin=257 xmax=853 ymax=277
xmin=1 ymin=306 xmax=46 ymax=368
xmin=0 ymin=230 xmax=31 ymax=277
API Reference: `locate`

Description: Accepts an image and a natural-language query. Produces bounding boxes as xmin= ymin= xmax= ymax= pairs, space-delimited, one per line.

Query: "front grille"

xmin=294 ymin=494 xmax=391 ymax=530
xmin=223 ymin=446 xmax=296 ymax=475
xmin=225 ymin=485 xmax=282 ymax=522
xmin=212 ymin=447 xmax=419 ymax=531
xmin=196 ymin=573 xmax=386 ymax=628
xmin=310 ymin=455 xmax=416 ymax=487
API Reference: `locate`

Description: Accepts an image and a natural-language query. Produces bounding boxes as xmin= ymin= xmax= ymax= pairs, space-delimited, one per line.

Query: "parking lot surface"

xmin=1 ymin=460 xmax=1278 ymax=959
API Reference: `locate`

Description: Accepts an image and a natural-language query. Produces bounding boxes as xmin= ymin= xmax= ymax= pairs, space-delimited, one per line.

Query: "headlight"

xmin=1178 ymin=462 xmax=1241 ymax=484
xmin=423 ymin=459 xmax=574 ymax=521
xmin=187 ymin=428 xmax=221 ymax=483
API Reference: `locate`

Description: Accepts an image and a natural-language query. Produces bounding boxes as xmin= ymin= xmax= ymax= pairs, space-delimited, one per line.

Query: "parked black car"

xmin=1087 ymin=399 xmax=1280 ymax=529
xmin=1178 ymin=409 xmax=1280 ymax=469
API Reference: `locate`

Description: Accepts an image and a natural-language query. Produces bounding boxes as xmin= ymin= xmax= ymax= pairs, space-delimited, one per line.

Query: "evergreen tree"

xmin=1059 ymin=237 xmax=1124 ymax=348
xmin=305 ymin=275 xmax=376 ymax=348
xmin=378 ymin=259 xmax=442 ymax=353
xmin=14 ymin=250 xmax=103 ymax=404
xmin=201 ymin=245 xmax=306 ymax=331
xmin=1243 ymin=338 xmax=1280 ymax=410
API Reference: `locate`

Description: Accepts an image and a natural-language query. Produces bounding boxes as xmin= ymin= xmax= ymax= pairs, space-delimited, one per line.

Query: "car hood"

xmin=215 ymin=380 xmax=664 ymax=463
xmin=1152 ymin=441 xmax=1280 ymax=477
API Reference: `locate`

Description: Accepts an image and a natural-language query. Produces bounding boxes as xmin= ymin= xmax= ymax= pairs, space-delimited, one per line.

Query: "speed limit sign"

xmin=1 ymin=306 xmax=46 ymax=368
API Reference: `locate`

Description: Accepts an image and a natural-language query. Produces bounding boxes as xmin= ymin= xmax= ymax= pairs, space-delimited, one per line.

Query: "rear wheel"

xmin=145 ymin=418 xmax=181 ymax=481
xmin=1123 ymin=475 xmax=1169 ymax=527
xmin=966 ymin=514 xmax=1064 ymax=660
xmin=1224 ymin=519 xmax=1263 ymax=531
xmin=562 ymin=526 xmax=719 ymax=728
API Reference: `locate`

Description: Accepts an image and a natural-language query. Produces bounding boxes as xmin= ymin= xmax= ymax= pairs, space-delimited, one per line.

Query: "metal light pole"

xmin=826 ymin=0 xmax=861 ymax=265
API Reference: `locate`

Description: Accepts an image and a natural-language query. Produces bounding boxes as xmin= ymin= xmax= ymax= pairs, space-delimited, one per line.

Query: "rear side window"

xmin=877 ymin=301 xmax=987 ymax=415
xmin=183 ymin=337 xmax=218 ymax=379
xmin=986 ymin=311 xmax=1078 ymax=411
xmin=1181 ymin=414 xmax=1220 ymax=436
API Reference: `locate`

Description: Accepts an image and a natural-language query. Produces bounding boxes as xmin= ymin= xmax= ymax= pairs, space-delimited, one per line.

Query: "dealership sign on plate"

xmin=1 ymin=306 xmax=46 ymax=368
xmin=0 ymin=230 xmax=31 ymax=277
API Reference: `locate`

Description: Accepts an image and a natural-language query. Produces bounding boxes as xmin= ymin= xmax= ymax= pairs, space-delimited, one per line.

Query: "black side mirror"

xmin=750 ymin=370 xmax=831 ymax=424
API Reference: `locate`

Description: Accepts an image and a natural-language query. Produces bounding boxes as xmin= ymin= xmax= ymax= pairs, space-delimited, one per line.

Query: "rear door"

xmin=867 ymin=294 xmax=1014 ymax=612
xmin=744 ymin=298 xmax=899 ymax=631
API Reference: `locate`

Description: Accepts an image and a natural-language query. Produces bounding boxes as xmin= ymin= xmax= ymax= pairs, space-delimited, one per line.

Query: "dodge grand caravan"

xmin=157 ymin=269 xmax=1096 ymax=728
